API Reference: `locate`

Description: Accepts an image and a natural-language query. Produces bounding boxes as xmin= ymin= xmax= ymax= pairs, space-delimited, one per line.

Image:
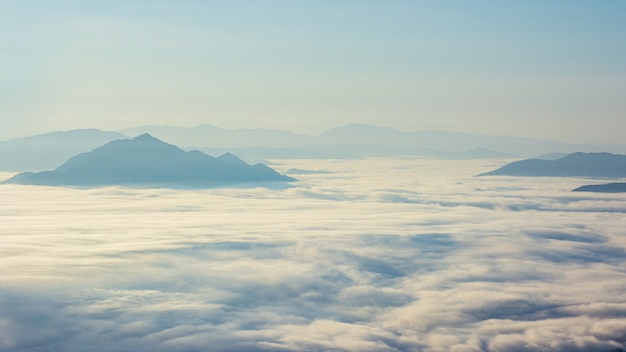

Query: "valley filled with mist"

xmin=1 ymin=158 xmax=625 ymax=351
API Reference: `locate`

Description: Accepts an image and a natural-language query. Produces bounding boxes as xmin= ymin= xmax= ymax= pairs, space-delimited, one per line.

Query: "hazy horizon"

xmin=2 ymin=1 xmax=626 ymax=144
xmin=2 ymin=121 xmax=626 ymax=147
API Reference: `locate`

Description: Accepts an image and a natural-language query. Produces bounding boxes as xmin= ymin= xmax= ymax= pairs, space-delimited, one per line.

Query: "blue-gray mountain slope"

xmin=478 ymin=152 xmax=626 ymax=177
xmin=1 ymin=134 xmax=294 ymax=187
xmin=573 ymin=182 xmax=626 ymax=193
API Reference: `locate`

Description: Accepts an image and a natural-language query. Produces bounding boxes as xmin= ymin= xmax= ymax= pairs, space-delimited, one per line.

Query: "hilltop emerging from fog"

xmin=3 ymin=124 xmax=626 ymax=172
xmin=479 ymin=152 xmax=626 ymax=178
xmin=573 ymin=182 xmax=626 ymax=193
xmin=1 ymin=134 xmax=294 ymax=187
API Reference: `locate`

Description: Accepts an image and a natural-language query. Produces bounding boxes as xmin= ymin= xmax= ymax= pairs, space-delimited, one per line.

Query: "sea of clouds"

xmin=1 ymin=158 xmax=625 ymax=352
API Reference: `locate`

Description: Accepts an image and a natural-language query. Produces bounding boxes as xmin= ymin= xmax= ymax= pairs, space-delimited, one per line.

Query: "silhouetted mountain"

xmin=7 ymin=125 xmax=626 ymax=168
xmin=479 ymin=152 xmax=626 ymax=177
xmin=0 ymin=129 xmax=127 ymax=171
xmin=1 ymin=134 xmax=294 ymax=187
xmin=573 ymin=182 xmax=626 ymax=193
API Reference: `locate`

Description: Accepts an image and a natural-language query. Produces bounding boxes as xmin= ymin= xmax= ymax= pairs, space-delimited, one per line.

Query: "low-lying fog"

xmin=1 ymin=159 xmax=625 ymax=352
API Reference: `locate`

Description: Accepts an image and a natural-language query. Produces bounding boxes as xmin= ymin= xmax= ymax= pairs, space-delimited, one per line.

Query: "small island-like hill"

xmin=1 ymin=134 xmax=295 ymax=187
xmin=478 ymin=152 xmax=626 ymax=178
xmin=572 ymin=182 xmax=626 ymax=193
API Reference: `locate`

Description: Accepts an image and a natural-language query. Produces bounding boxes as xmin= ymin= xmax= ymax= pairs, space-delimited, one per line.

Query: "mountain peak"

xmin=1 ymin=136 xmax=295 ymax=187
xmin=218 ymin=152 xmax=239 ymax=160
xmin=217 ymin=152 xmax=248 ymax=166
xmin=133 ymin=133 xmax=158 ymax=141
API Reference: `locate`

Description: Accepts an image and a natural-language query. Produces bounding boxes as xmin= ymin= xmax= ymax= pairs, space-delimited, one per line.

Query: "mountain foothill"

xmin=479 ymin=152 xmax=626 ymax=193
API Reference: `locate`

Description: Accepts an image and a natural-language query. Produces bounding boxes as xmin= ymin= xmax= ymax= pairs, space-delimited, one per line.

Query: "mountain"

xmin=121 ymin=123 xmax=626 ymax=159
xmin=1 ymin=134 xmax=294 ymax=187
xmin=315 ymin=124 xmax=626 ymax=156
xmin=573 ymin=182 xmax=626 ymax=193
xmin=479 ymin=152 xmax=626 ymax=177
xmin=6 ymin=124 xmax=626 ymax=168
xmin=0 ymin=129 xmax=127 ymax=171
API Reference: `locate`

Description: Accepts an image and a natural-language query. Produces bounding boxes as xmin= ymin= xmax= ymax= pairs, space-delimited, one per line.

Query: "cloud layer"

xmin=1 ymin=159 xmax=625 ymax=351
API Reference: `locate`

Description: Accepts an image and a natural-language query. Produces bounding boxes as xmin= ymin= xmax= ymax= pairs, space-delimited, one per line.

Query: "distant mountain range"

xmin=197 ymin=145 xmax=516 ymax=162
xmin=479 ymin=152 xmax=626 ymax=178
xmin=3 ymin=124 xmax=626 ymax=172
xmin=120 ymin=123 xmax=626 ymax=158
xmin=573 ymin=182 xmax=626 ymax=193
xmin=1 ymin=134 xmax=294 ymax=187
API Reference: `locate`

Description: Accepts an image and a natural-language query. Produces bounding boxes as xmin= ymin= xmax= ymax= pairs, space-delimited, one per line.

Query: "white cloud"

xmin=0 ymin=159 xmax=625 ymax=351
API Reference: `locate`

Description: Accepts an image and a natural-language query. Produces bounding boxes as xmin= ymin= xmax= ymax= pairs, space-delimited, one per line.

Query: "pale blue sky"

xmin=1 ymin=1 xmax=625 ymax=142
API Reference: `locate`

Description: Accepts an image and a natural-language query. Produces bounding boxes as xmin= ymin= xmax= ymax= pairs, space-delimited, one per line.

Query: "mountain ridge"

xmin=1 ymin=134 xmax=294 ymax=188
xmin=119 ymin=123 xmax=626 ymax=157
xmin=479 ymin=152 xmax=626 ymax=178
xmin=573 ymin=182 xmax=626 ymax=193
xmin=4 ymin=124 xmax=626 ymax=172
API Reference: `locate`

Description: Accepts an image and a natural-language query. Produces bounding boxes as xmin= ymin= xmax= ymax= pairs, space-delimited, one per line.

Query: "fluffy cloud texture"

xmin=0 ymin=159 xmax=625 ymax=351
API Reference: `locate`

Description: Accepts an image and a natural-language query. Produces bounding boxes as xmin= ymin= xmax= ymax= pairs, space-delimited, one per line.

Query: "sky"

xmin=1 ymin=1 xmax=626 ymax=143
xmin=1 ymin=159 xmax=626 ymax=351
